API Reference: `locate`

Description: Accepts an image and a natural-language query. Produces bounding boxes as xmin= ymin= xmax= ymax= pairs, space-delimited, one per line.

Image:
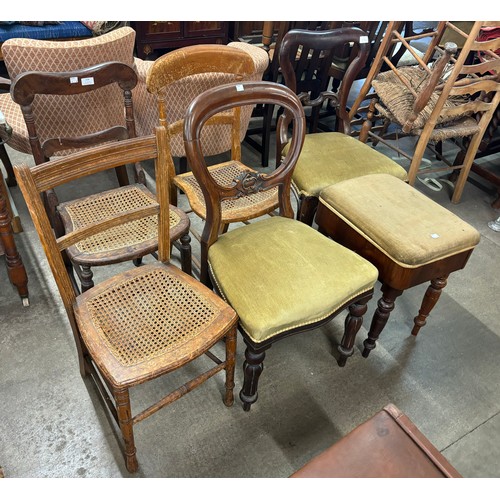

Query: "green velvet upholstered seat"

xmin=208 ymin=216 xmax=378 ymax=343
xmin=319 ymin=173 xmax=481 ymax=267
xmin=287 ymin=133 xmax=408 ymax=198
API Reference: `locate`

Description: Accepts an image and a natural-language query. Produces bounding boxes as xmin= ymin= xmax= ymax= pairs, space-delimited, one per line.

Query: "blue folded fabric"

xmin=0 ymin=22 xmax=92 ymax=43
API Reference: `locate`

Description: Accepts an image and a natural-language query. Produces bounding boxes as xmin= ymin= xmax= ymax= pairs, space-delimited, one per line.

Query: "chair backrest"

xmin=10 ymin=61 xmax=138 ymax=164
xmin=14 ymin=129 xmax=171 ymax=341
xmin=350 ymin=21 xmax=500 ymax=126
xmin=278 ymin=27 xmax=370 ymax=140
xmin=3 ymin=27 xmax=137 ymax=157
xmin=146 ymin=44 xmax=259 ymax=159
xmin=183 ymin=80 xmax=305 ymax=249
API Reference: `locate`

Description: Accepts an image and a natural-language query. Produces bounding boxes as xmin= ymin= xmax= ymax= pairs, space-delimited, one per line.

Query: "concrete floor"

xmin=1 ymin=110 xmax=500 ymax=481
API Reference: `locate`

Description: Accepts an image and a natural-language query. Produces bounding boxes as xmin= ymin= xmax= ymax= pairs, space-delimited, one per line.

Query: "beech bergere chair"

xmin=277 ymin=28 xmax=408 ymax=226
xmin=9 ymin=61 xmax=191 ymax=292
xmin=14 ymin=129 xmax=238 ymax=473
xmin=183 ymin=80 xmax=378 ymax=411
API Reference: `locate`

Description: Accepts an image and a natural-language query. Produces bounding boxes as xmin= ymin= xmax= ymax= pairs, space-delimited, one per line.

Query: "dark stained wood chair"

xmin=10 ymin=61 xmax=191 ymax=292
xmin=244 ymin=21 xmax=334 ymax=167
xmin=315 ymin=173 xmax=480 ymax=357
xmin=14 ymin=130 xmax=238 ymax=473
xmin=183 ymin=80 xmax=378 ymax=411
xmin=291 ymin=403 xmax=461 ymax=478
xmin=277 ymin=28 xmax=407 ymax=226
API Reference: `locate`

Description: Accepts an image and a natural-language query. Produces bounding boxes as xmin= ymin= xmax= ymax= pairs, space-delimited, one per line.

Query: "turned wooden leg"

xmin=239 ymin=341 xmax=267 ymax=412
xmin=0 ymin=144 xmax=16 ymax=187
xmin=337 ymin=294 xmax=372 ymax=367
xmin=412 ymin=275 xmax=448 ymax=336
xmin=80 ymin=265 xmax=95 ymax=293
xmin=114 ymin=387 xmax=138 ymax=473
xmin=0 ymin=189 xmax=29 ymax=303
xmin=180 ymin=233 xmax=192 ymax=276
xmin=363 ymin=285 xmax=404 ymax=358
xmin=297 ymin=196 xmax=319 ymax=226
xmin=223 ymin=326 xmax=237 ymax=407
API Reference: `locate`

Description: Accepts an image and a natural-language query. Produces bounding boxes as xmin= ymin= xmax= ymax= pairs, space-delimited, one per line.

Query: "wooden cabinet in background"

xmin=131 ymin=21 xmax=229 ymax=59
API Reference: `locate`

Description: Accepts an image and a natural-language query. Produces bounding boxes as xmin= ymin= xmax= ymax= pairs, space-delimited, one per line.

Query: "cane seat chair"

xmin=10 ymin=62 xmax=191 ymax=292
xmin=14 ymin=129 xmax=238 ymax=473
xmin=351 ymin=21 xmax=500 ymax=203
xmin=184 ymin=80 xmax=378 ymax=411
xmin=277 ymin=28 xmax=408 ymax=226
xmin=146 ymin=44 xmax=274 ymax=270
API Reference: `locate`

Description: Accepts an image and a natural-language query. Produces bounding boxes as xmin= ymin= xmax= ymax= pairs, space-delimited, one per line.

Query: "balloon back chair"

xmin=183 ymin=80 xmax=378 ymax=411
xmin=14 ymin=128 xmax=238 ymax=473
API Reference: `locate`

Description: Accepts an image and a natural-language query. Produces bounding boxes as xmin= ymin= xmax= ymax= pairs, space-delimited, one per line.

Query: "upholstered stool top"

xmin=286 ymin=132 xmax=407 ymax=197
xmin=208 ymin=216 xmax=378 ymax=343
xmin=319 ymin=173 xmax=480 ymax=268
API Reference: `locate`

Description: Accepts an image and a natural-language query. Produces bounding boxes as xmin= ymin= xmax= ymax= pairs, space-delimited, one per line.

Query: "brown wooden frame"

xmin=10 ymin=61 xmax=191 ymax=291
xmin=184 ymin=81 xmax=375 ymax=410
xmin=277 ymin=27 xmax=370 ymax=225
xmin=14 ymin=129 xmax=238 ymax=472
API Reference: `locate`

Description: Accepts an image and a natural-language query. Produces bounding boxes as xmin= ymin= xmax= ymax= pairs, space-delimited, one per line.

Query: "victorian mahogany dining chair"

xmin=277 ymin=28 xmax=408 ymax=226
xmin=14 ymin=129 xmax=238 ymax=473
xmin=183 ymin=80 xmax=378 ymax=411
xmin=9 ymin=61 xmax=191 ymax=292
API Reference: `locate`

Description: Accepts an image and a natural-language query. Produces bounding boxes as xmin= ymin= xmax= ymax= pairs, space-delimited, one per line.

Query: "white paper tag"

xmin=235 ymin=84 xmax=244 ymax=92
xmin=360 ymin=36 xmax=369 ymax=44
xmin=69 ymin=76 xmax=78 ymax=84
xmin=81 ymin=77 xmax=95 ymax=86
xmin=430 ymin=233 xmax=440 ymax=239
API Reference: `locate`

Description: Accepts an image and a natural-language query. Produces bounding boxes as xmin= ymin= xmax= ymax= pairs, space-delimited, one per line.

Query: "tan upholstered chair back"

xmin=3 ymin=27 xmax=136 ymax=155
xmin=136 ymin=41 xmax=269 ymax=158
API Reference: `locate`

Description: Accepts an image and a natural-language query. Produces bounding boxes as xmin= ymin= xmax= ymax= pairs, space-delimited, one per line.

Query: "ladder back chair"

xmin=184 ymin=80 xmax=378 ymax=411
xmin=10 ymin=61 xmax=191 ymax=292
xmin=277 ymin=28 xmax=407 ymax=226
xmin=14 ymin=129 xmax=238 ymax=473
xmin=352 ymin=21 xmax=500 ymax=203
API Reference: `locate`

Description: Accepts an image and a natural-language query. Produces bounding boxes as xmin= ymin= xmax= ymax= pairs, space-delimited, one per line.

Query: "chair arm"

xmin=0 ymin=76 xmax=11 ymax=91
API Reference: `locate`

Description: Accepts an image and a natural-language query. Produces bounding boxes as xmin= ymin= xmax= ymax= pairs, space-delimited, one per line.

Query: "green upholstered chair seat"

xmin=208 ymin=216 xmax=378 ymax=343
xmin=319 ymin=173 xmax=481 ymax=267
xmin=284 ymin=132 xmax=407 ymax=197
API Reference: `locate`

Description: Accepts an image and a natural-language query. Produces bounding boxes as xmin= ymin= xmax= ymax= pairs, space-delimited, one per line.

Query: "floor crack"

xmin=441 ymin=408 xmax=500 ymax=452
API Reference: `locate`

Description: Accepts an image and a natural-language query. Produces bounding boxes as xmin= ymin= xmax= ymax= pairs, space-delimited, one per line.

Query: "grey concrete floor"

xmin=0 ymin=115 xmax=499 ymax=483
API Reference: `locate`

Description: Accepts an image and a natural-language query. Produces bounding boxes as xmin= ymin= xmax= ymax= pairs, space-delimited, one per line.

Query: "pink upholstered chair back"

xmin=2 ymin=27 xmax=136 ymax=155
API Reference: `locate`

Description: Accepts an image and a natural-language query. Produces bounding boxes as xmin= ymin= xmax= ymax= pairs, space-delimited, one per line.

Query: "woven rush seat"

xmin=284 ymin=133 xmax=407 ymax=199
xmin=315 ymin=173 xmax=480 ymax=355
xmin=58 ymin=184 xmax=190 ymax=265
xmin=173 ymin=160 xmax=279 ymax=223
xmin=208 ymin=216 xmax=378 ymax=344
xmin=290 ymin=403 xmax=461 ymax=478
xmin=75 ymin=262 xmax=234 ymax=386
xmin=372 ymin=66 xmax=472 ymax=132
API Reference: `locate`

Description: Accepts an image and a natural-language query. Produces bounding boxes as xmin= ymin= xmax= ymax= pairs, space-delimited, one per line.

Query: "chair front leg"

xmin=114 ymin=387 xmax=138 ymax=473
xmin=239 ymin=339 xmax=269 ymax=412
xmin=223 ymin=326 xmax=237 ymax=407
xmin=337 ymin=293 xmax=372 ymax=366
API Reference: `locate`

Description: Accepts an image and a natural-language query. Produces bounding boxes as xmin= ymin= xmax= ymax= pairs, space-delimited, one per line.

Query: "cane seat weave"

xmin=75 ymin=262 xmax=233 ymax=385
xmin=58 ymin=184 xmax=190 ymax=265
xmin=174 ymin=161 xmax=279 ymax=223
